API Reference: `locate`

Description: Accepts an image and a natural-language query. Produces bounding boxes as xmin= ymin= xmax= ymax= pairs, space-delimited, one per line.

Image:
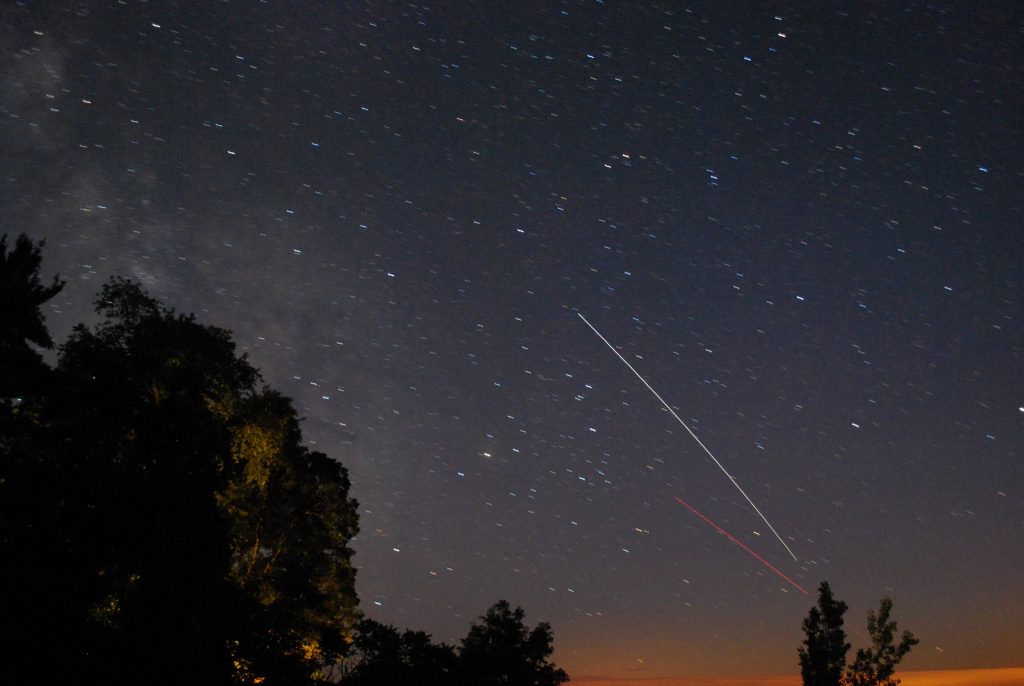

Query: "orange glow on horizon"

xmin=568 ymin=667 xmax=1024 ymax=686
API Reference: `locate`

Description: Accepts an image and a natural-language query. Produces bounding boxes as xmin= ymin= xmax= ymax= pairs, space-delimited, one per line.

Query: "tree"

xmin=799 ymin=581 xmax=851 ymax=686
xmin=344 ymin=618 xmax=457 ymax=686
xmin=217 ymin=389 xmax=360 ymax=680
xmin=458 ymin=600 xmax=568 ymax=686
xmin=1 ymin=268 xmax=360 ymax=684
xmin=0 ymin=233 xmax=63 ymax=351
xmin=0 ymin=233 xmax=64 ymax=397
xmin=845 ymin=597 xmax=918 ymax=686
xmin=0 ymin=234 xmax=76 ymax=682
xmin=46 ymin=278 xmax=269 ymax=683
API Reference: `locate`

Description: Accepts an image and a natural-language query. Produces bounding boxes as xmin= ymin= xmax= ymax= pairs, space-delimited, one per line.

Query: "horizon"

xmin=569 ymin=667 xmax=1024 ymax=686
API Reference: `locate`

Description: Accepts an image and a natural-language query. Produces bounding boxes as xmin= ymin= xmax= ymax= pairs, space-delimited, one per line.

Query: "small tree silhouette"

xmin=845 ymin=597 xmax=918 ymax=686
xmin=799 ymin=581 xmax=851 ymax=686
xmin=798 ymin=583 xmax=918 ymax=686
xmin=458 ymin=600 xmax=568 ymax=686
xmin=344 ymin=618 xmax=456 ymax=686
xmin=0 ymin=233 xmax=64 ymax=397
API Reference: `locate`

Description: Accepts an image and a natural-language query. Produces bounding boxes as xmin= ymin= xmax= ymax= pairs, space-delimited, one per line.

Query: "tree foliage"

xmin=218 ymin=389 xmax=360 ymax=678
xmin=0 ymin=233 xmax=64 ymax=349
xmin=0 ymin=233 xmax=64 ymax=397
xmin=799 ymin=582 xmax=851 ymax=686
xmin=458 ymin=600 xmax=569 ymax=686
xmin=798 ymin=582 xmax=918 ymax=686
xmin=344 ymin=618 xmax=457 ymax=686
xmin=0 ymin=244 xmax=359 ymax=685
xmin=345 ymin=601 xmax=568 ymax=686
xmin=845 ymin=597 xmax=919 ymax=686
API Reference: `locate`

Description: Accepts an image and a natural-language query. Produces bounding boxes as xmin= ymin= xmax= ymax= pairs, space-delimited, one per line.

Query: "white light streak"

xmin=578 ymin=312 xmax=798 ymax=561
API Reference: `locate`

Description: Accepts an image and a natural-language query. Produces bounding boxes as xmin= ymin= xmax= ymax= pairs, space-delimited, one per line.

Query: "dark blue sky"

xmin=2 ymin=1 xmax=1021 ymax=679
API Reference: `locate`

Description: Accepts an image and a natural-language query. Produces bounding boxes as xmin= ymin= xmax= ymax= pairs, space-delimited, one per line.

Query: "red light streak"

xmin=673 ymin=495 xmax=809 ymax=596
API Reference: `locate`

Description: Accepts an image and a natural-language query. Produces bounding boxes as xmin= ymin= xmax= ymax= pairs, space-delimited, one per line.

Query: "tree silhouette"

xmin=845 ymin=597 xmax=918 ymax=686
xmin=0 ymin=234 xmax=75 ymax=682
xmin=47 ymin=278 xmax=267 ymax=683
xmin=799 ymin=581 xmax=851 ymax=686
xmin=344 ymin=618 xmax=457 ymax=685
xmin=0 ymin=233 xmax=64 ymax=397
xmin=458 ymin=600 xmax=568 ymax=686
xmin=1 ymin=265 xmax=360 ymax=684
xmin=0 ymin=233 xmax=63 ymax=349
xmin=798 ymin=583 xmax=918 ymax=686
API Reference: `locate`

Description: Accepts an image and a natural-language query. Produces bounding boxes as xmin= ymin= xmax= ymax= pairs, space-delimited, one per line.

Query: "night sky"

xmin=2 ymin=1 xmax=1021 ymax=680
